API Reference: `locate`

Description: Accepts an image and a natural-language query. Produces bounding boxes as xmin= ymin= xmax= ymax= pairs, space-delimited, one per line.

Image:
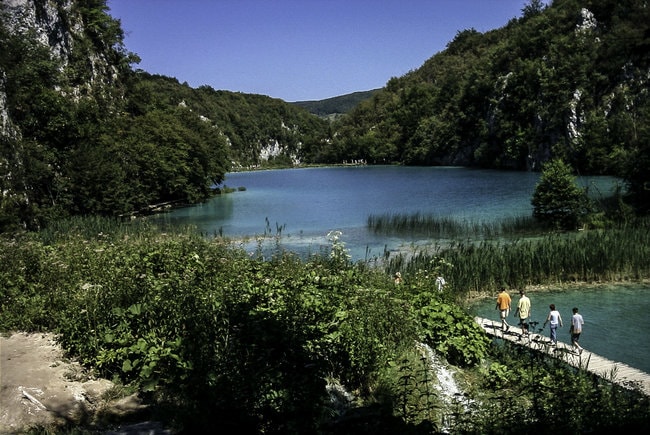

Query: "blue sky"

xmin=107 ymin=0 xmax=541 ymax=102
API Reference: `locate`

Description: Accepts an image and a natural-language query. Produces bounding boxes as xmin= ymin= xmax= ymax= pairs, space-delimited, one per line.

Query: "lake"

xmin=151 ymin=165 xmax=621 ymax=260
xmin=151 ymin=166 xmax=649 ymax=374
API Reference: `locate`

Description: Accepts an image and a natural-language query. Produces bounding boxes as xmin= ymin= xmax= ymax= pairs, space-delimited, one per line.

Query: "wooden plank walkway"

xmin=475 ymin=316 xmax=650 ymax=396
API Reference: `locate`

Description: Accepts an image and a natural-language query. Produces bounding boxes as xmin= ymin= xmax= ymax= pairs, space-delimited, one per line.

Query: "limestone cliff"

xmin=1 ymin=0 xmax=127 ymax=139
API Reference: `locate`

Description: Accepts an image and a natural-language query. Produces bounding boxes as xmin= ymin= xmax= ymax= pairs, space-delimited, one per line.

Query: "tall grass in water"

xmin=386 ymin=218 xmax=650 ymax=294
xmin=368 ymin=212 xmax=544 ymax=239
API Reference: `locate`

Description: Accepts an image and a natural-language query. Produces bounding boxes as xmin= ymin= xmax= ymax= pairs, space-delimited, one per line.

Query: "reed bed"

xmin=367 ymin=212 xmax=544 ymax=239
xmin=386 ymin=219 xmax=650 ymax=294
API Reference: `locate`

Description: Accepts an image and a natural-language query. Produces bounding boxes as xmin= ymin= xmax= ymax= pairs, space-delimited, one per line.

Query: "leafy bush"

xmin=0 ymin=221 xmax=420 ymax=431
xmin=460 ymin=341 xmax=650 ymax=434
xmin=412 ymin=292 xmax=490 ymax=367
xmin=3 ymin=218 xmax=649 ymax=432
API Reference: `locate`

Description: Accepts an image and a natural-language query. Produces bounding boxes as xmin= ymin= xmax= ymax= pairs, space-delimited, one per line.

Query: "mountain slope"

xmin=291 ymin=89 xmax=380 ymax=118
xmin=322 ymin=0 xmax=649 ymax=189
xmin=0 ymin=0 xmax=330 ymax=230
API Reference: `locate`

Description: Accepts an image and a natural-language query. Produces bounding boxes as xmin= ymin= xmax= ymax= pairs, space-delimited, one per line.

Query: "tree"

xmin=521 ymin=0 xmax=546 ymax=19
xmin=531 ymin=159 xmax=590 ymax=229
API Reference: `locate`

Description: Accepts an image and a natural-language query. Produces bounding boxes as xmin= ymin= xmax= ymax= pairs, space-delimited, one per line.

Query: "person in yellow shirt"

xmin=515 ymin=290 xmax=531 ymax=337
xmin=495 ymin=287 xmax=512 ymax=332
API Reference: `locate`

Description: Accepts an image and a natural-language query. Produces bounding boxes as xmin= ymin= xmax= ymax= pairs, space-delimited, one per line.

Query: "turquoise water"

xmin=151 ymin=166 xmax=647 ymax=373
xmin=152 ymin=166 xmax=620 ymax=260
xmin=470 ymin=283 xmax=650 ymax=374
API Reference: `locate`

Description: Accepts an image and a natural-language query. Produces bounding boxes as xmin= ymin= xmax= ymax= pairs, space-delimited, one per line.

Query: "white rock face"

xmin=259 ymin=140 xmax=283 ymax=161
xmin=4 ymin=0 xmax=76 ymax=65
xmin=0 ymin=73 xmax=15 ymax=140
xmin=1 ymin=0 xmax=74 ymax=139
xmin=567 ymin=89 xmax=583 ymax=144
xmin=2 ymin=0 xmax=119 ymax=101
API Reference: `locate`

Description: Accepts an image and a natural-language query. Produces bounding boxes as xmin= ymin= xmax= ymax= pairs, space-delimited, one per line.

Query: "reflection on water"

xmin=470 ymin=283 xmax=650 ymax=373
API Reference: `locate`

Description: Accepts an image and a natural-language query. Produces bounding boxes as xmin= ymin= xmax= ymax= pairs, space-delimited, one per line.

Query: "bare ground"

xmin=0 ymin=332 xmax=166 ymax=434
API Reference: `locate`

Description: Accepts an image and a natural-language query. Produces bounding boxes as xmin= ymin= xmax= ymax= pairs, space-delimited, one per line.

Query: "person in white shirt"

xmin=543 ymin=303 xmax=563 ymax=345
xmin=570 ymin=307 xmax=585 ymax=355
xmin=435 ymin=276 xmax=446 ymax=292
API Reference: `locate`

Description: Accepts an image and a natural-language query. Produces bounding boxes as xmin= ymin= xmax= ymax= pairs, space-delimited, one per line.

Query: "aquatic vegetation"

xmin=1 ymin=216 xmax=649 ymax=432
xmin=384 ymin=216 xmax=650 ymax=294
xmin=367 ymin=212 xmax=543 ymax=239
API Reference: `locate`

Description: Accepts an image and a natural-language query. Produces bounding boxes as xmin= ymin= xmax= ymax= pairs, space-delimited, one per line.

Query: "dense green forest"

xmin=314 ymin=0 xmax=650 ymax=211
xmin=2 ymin=1 xmax=650 ymax=432
xmin=0 ymin=0 xmax=329 ymax=232
xmin=1 ymin=0 xmax=649 ymax=232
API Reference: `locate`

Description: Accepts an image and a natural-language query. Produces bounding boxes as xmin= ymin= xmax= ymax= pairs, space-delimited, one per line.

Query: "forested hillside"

xmin=0 ymin=0 xmax=329 ymax=232
xmin=125 ymin=73 xmax=330 ymax=170
xmin=315 ymin=0 xmax=649 ymax=209
xmin=291 ymin=89 xmax=380 ymax=119
xmin=1 ymin=0 xmax=649 ymax=233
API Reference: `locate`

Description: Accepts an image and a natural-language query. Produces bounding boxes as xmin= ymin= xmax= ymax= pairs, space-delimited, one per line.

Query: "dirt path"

xmin=0 ymin=332 xmax=155 ymax=434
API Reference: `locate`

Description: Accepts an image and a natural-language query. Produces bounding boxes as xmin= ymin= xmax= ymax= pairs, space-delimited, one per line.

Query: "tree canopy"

xmin=322 ymin=0 xmax=649 ymax=210
xmin=0 ymin=1 xmax=329 ymax=231
xmin=1 ymin=0 xmax=649 ymax=232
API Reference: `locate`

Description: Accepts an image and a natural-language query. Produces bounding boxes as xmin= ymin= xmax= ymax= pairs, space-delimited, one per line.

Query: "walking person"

xmin=515 ymin=290 xmax=531 ymax=337
xmin=543 ymin=304 xmax=563 ymax=346
xmin=495 ymin=287 xmax=512 ymax=332
xmin=571 ymin=307 xmax=585 ymax=355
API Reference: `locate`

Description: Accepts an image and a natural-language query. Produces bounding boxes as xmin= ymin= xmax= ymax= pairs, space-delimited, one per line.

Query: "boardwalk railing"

xmin=475 ymin=316 xmax=650 ymax=397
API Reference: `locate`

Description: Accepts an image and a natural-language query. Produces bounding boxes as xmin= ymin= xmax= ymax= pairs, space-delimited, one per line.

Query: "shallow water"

xmin=470 ymin=283 xmax=650 ymax=373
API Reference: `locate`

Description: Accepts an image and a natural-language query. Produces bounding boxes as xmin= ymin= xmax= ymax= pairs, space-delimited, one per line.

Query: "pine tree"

xmin=531 ymin=159 xmax=590 ymax=229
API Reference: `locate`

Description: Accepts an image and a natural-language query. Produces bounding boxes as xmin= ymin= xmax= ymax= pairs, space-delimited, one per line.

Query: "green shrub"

xmin=412 ymin=292 xmax=490 ymax=367
xmin=3 ymin=216 xmax=650 ymax=432
xmin=531 ymin=159 xmax=592 ymax=230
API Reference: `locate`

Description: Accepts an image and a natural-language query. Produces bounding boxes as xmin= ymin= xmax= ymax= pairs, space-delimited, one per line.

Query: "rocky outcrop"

xmin=4 ymin=0 xmax=76 ymax=65
xmin=1 ymin=0 xmax=121 ymax=134
xmin=0 ymin=71 xmax=17 ymax=141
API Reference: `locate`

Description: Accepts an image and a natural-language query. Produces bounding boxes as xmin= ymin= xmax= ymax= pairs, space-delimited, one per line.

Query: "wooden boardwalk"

xmin=475 ymin=316 xmax=650 ymax=396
